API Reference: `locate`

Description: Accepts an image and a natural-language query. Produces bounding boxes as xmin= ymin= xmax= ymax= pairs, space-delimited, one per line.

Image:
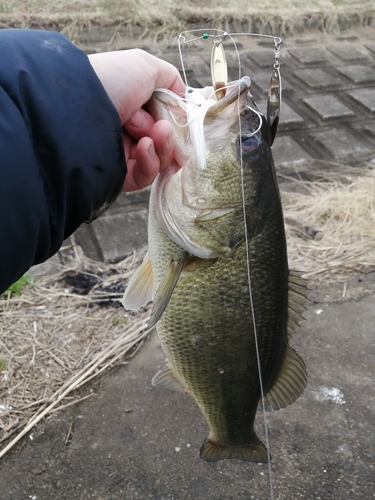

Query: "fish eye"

xmin=241 ymin=135 xmax=260 ymax=153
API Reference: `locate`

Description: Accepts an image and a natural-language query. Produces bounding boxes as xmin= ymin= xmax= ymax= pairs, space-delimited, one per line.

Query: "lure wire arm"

xmin=177 ymin=28 xmax=282 ymax=142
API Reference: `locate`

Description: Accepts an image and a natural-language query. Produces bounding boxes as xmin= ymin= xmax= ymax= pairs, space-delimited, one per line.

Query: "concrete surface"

xmin=0 ymin=296 xmax=374 ymax=499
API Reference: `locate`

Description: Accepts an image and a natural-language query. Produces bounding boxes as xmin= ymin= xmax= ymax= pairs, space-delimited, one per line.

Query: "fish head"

xmin=150 ymin=76 xmax=267 ymax=194
xmin=149 ymin=76 xmax=273 ymax=258
xmin=148 ymin=76 xmax=260 ymax=173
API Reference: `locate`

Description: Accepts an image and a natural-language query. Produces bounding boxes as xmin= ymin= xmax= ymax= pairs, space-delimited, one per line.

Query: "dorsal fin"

xmin=122 ymin=253 xmax=154 ymax=310
xmin=263 ymin=345 xmax=307 ymax=411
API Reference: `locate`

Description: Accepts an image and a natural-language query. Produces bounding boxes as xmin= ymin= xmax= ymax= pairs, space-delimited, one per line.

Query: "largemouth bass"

xmin=123 ymin=77 xmax=308 ymax=463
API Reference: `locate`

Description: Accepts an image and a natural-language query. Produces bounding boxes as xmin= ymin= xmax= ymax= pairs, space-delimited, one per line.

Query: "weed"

xmin=2 ymin=275 xmax=33 ymax=296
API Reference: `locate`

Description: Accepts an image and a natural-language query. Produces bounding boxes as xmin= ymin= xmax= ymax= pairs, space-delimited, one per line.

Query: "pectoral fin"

xmin=122 ymin=253 xmax=154 ymax=310
xmin=195 ymin=207 xmax=235 ymax=222
xmin=147 ymin=253 xmax=187 ymax=329
xmin=263 ymin=345 xmax=307 ymax=411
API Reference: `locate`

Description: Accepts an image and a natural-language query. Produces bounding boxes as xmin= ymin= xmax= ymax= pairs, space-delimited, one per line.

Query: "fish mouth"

xmin=148 ymin=75 xmax=253 ymax=170
xmin=205 ymin=76 xmax=251 ymax=118
xmin=150 ymin=76 xmax=251 ymax=119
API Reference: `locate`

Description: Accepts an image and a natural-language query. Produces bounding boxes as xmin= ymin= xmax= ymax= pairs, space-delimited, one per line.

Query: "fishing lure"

xmin=177 ymin=29 xmax=282 ymax=145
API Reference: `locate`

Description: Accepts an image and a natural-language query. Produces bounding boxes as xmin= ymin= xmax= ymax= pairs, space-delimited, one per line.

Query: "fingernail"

xmin=129 ymin=110 xmax=146 ymax=128
xmin=148 ymin=142 xmax=156 ymax=157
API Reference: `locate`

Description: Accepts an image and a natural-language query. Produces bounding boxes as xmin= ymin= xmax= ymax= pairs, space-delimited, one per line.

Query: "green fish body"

xmin=123 ymin=78 xmax=308 ymax=462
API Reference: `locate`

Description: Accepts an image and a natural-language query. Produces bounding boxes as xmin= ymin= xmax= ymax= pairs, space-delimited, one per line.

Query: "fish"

xmin=123 ymin=76 xmax=308 ymax=463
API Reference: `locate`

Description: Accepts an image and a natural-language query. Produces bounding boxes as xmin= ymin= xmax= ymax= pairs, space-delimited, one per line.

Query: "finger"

xmin=122 ymin=137 xmax=160 ymax=192
xmin=129 ymin=142 xmax=137 ymax=162
xmin=148 ymin=120 xmax=175 ymax=171
xmin=123 ymin=133 xmax=132 ymax=163
xmin=123 ymin=131 xmax=142 ymax=164
xmin=124 ymin=109 xmax=156 ymax=141
xmin=151 ymin=57 xmax=186 ymax=96
xmin=89 ymin=50 xmax=186 ymax=125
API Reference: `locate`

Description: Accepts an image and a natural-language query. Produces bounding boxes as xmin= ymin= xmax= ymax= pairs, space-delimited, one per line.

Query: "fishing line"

xmin=177 ymin=29 xmax=277 ymax=498
xmin=229 ymin=33 xmax=274 ymax=500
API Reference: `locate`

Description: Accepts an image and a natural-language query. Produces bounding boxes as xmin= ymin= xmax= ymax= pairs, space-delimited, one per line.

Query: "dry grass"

xmin=0 ymin=0 xmax=374 ymax=40
xmin=0 ymin=246 xmax=150 ymax=457
xmin=1 ymin=0 xmax=372 ymax=16
xmin=283 ymin=164 xmax=375 ymax=290
xmin=1 ymin=166 xmax=375 ymax=457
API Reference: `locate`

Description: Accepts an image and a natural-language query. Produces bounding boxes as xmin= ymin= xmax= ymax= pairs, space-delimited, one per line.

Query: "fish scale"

xmin=157 ymin=247 xmax=285 ymax=441
xmin=123 ymin=77 xmax=308 ymax=462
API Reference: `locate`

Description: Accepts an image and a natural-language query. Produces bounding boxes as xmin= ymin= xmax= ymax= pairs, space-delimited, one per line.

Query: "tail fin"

xmin=200 ymin=435 xmax=270 ymax=463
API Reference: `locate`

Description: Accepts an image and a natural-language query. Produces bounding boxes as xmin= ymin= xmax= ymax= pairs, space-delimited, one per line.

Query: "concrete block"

xmin=181 ymin=54 xmax=210 ymax=76
xmin=328 ymin=44 xmax=371 ymax=62
xmin=365 ymin=43 xmax=375 ymax=55
xmin=336 ymin=65 xmax=375 ymax=84
xmin=358 ymin=122 xmax=375 ymax=135
xmin=252 ymin=71 xmax=276 ymax=95
xmin=74 ymin=224 xmax=102 ymax=262
xmin=272 ymin=135 xmax=313 ymax=165
xmin=30 ymin=253 xmax=62 ymax=277
xmin=335 ymin=35 xmax=359 ymax=42
xmin=221 ymin=49 xmax=241 ymax=70
xmin=348 ymin=89 xmax=375 ymax=113
xmin=251 ymin=71 xmax=293 ymax=96
xmin=288 ymin=48 xmax=329 ymax=65
xmin=192 ymin=75 xmax=213 ymax=87
xmin=311 ymin=128 xmax=372 ymax=159
xmin=91 ymin=210 xmax=148 ymax=263
xmin=108 ymin=190 xmax=150 ymax=213
xmin=279 ymin=103 xmax=305 ymax=126
xmin=246 ymin=50 xmax=276 ymax=68
xmin=257 ymin=100 xmax=304 ymax=127
xmin=303 ymin=95 xmax=355 ymax=120
xmin=293 ymin=68 xmax=341 ymax=89
xmin=294 ymin=38 xmax=320 ymax=46
xmin=159 ymin=51 xmax=185 ymax=69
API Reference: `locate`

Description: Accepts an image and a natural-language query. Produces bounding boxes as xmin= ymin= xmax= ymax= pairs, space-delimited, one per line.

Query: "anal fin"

xmin=151 ymin=359 xmax=185 ymax=392
xmin=263 ymin=345 xmax=307 ymax=411
xmin=200 ymin=434 xmax=269 ymax=463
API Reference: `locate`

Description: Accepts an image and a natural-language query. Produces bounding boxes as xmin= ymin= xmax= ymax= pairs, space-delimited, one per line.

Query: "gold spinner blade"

xmin=211 ymin=39 xmax=228 ymax=100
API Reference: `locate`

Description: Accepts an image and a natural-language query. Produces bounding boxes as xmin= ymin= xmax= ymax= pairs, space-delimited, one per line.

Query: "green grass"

xmin=2 ymin=275 xmax=33 ymax=296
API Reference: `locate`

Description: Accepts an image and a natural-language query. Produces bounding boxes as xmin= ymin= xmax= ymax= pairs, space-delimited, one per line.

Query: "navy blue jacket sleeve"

xmin=0 ymin=29 xmax=126 ymax=294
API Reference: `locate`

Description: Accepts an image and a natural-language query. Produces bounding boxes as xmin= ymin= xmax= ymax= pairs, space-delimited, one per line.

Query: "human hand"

xmin=88 ymin=49 xmax=185 ymax=192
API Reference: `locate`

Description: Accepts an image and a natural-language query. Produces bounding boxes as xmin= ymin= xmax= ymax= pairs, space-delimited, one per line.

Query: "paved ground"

xmin=1 ymin=28 xmax=375 ymax=499
xmin=0 ymin=298 xmax=374 ymax=499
